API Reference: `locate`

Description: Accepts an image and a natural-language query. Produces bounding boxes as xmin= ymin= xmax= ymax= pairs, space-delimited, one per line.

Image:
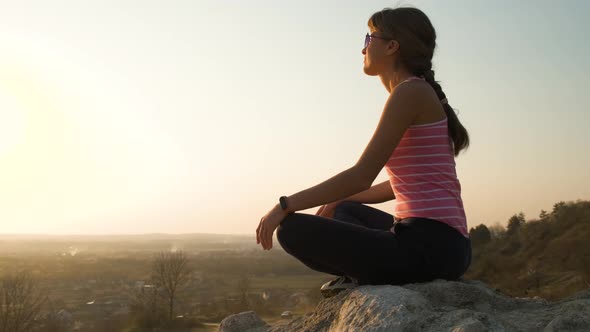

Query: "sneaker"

xmin=320 ymin=275 xmax=359 ymax=298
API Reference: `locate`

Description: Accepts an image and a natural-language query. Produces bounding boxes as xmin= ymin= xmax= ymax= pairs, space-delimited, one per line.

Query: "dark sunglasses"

xmin=364 ymin=33 xmax=392 ymax=49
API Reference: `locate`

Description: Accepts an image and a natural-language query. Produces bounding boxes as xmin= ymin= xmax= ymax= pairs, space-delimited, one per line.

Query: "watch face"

xmin=280 ymin=196 xmax=287 ymax=209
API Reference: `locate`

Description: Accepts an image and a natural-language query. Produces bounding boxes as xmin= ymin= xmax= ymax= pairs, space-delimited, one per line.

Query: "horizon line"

xmin=0 ymin=232 xmax=254 ymax=237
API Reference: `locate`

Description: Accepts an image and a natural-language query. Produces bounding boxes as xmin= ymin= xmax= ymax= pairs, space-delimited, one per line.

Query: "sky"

xmin=0 ymin=0 xmax=589 ymax=235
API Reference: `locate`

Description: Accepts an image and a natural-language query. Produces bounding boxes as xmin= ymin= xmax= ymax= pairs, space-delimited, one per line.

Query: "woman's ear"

xmin=385 ymin=40 xmax=399 ymax=55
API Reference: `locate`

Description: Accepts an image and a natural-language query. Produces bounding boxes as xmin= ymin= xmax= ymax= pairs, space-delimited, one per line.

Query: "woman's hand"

xmin=315 ymin=201 xmax=342 ymax=218
xmin=256 ymin=204 xmax=289 ymax=250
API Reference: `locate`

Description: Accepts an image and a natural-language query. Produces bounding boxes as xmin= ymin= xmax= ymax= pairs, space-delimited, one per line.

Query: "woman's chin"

xmin=363 ymin=66 xmax=379 ymax=76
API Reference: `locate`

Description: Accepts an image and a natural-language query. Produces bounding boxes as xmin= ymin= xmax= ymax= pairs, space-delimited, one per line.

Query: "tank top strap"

xmin=396 ymin=76 xmax=425 ymax=89
xmin=400 ymin=76 xmax=425 ymax=84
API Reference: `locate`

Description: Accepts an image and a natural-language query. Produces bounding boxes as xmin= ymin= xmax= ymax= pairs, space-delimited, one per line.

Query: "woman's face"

xmin=362 ymin=28 xmax=398 ymax=76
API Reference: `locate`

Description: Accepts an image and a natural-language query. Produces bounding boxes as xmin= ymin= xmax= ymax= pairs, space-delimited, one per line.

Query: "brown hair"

xmin=369 ymin=7 xmax=469 ymax=156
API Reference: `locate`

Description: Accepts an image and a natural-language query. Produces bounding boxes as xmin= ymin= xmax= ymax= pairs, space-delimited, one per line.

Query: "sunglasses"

xmin=364 ymin=33 xmax=392 ymax=49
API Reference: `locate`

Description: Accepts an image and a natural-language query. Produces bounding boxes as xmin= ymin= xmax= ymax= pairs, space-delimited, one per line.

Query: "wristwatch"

xmin=279 ymin=196 xmax=294 ymax=214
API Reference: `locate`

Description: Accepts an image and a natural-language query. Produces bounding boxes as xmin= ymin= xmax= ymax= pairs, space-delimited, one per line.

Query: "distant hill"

xmin=0 ymin=232 xmax=259 ymax=255
xmin=465 ymin=199 xmax=590 ymax=301
xmin=0 ymin=233 xmax=248 ymax=241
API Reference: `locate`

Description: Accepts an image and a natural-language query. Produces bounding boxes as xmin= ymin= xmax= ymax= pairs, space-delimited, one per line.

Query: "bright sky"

xmin=1 ymin=0 xmax=588 ymax=235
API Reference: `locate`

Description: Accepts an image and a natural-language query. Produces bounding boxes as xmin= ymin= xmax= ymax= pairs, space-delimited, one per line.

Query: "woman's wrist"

xmin=278 ymin=196 xmax=295 ymax=215
xmin=275 ymin=203 xmax=291 ymax=217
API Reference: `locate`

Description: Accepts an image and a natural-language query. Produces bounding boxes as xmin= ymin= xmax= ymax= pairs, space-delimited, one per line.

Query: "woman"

xmin=256 ymin=6 xmax=472 ymax=298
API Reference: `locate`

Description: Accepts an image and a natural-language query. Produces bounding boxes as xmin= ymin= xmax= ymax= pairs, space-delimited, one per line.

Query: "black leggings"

xmin=276 ymin=200 xmax=472 ymax=286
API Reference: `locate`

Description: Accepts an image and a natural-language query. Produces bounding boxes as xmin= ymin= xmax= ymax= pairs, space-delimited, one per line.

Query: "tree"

xmin=579 ymin=254 xmax=590 ymax=289
xmin=126 ymin=284 xmax=166 ymax=328
xmin=37 ymin=298 xmax=71 ymax=332
xmin=539 ymin=210 xmax=549 ymax=219
xmin=236 ymin=274 xmax=251 ymax=311
xmin=552 ymin=201 xmax=566 ymax=217
xmin=469 ymin=224 xmax=492 ymax=246
xmin=0 ymin=270 xmax=47 ymax=332
xmin=151 ymin=250 xmax=192 ymax=322
xmin=507 ymin=212 xmax=526 ymax=235
xmin=488 ymin=222 xmax=506 ymax=240
xmin=526 ymin=258 xmax=543 ymax=293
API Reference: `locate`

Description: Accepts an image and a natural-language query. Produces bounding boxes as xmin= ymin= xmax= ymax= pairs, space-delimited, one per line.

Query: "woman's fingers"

xmin=324 ymin=206 xmax=330 ymax=216
xmin=316 ymin=205 xmax=325 ymax=216
xmin=256 ymin=219 xmax=262 ymax=244
xmin=257 ymin=217 xmax=274 ymax=250
xmin=264 ymin=228 xmax=271 ymax=250
xmin=326 ymin=207 xmax=335 ymax=218
xmin=261 ymin=224 xmax=267 ymax=249
xmin=256 ymin=217 xmax=264 ymax=244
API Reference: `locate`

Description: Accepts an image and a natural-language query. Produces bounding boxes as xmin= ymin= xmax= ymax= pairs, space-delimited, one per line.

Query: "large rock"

xmin=219 ymin=310 xmax=270 ymax=332
xmin=220 ymin=279 xmax=590 ymax=332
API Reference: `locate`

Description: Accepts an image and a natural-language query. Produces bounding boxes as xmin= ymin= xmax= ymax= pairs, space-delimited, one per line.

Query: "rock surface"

xmin=219 ymin=279 xmax=590 ymax=332
xmin=219 ymin=310 xmax=270 ymax=332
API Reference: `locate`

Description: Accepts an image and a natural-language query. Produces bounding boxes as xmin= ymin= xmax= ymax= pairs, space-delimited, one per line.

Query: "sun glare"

xmin=0 ymin=65 xmax=28 ymax=158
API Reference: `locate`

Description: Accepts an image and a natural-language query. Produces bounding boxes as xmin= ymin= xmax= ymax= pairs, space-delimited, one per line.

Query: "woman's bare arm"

xmin=340 ymin=180 xmax=395 ymax=204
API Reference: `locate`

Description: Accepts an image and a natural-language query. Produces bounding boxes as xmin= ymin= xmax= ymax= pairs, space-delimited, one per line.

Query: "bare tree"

xmin=579 ymin=254 xmax=590 ymax=289
xmin=0 ymin=270 xmax=47 ymax=332
xmin=126 ymin=284 xmax=166 ymax=328
xmin=37 ymin=298 xmax=69 ymax=332
xmin=526 ymin=258 xmax=543 ymax=293
xmin=151 ymin=250 xmax=192 ymax=322
xmin=236 ymin=274 xmax=251 ymax=311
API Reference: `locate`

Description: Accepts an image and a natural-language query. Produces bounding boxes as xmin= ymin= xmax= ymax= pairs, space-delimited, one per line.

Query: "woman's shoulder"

xmin=392 ymin=80 xmax=445 ymax=124
xmin=394 ymin=78 xmax=434 ymax=97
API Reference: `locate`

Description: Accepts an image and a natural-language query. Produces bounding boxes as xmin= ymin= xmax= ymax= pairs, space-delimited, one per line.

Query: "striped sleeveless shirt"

xmin=384 ymin=76 xmax=468 ymax=238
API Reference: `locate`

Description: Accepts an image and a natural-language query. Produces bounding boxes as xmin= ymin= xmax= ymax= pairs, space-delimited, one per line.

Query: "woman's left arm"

xmin=283 ymin=82 xmax=425 ymax=213
xmin=257 ymin=82 xmax=424 ymax=249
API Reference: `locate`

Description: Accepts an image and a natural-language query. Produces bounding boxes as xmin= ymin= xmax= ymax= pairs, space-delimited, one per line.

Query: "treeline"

xmin=464 ymin=200 xmax=590 ymax=301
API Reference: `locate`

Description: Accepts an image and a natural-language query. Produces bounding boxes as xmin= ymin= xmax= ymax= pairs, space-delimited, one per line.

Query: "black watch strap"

xmin=279 ymin=196 xmax=293 ymax=214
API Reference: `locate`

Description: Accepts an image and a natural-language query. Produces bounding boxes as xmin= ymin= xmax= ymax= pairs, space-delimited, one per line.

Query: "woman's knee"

xmin=276 ymin=214 xmax=299 ymax=248
xmin=334 ymin=200 xmax=363 ymax=214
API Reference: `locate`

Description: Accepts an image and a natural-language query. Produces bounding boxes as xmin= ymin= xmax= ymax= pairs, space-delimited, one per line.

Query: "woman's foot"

xmin=320 ymin=275 xmax=359 ymax=298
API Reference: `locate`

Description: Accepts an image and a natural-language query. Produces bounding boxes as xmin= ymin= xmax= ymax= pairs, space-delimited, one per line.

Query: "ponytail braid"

xmin=422 ymin=69 xmax=470 ymax=156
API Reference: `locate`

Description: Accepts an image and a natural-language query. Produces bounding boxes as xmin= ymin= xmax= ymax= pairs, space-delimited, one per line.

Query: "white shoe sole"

xmin=320 ymin=277 xmax=358 ymax=298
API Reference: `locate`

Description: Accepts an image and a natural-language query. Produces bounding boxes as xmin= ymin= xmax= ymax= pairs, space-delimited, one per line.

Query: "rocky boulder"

xmin=219 ymin=310 xmax=270 ymax=332
xmin=219 ymin=279 xmax=590 ymax=332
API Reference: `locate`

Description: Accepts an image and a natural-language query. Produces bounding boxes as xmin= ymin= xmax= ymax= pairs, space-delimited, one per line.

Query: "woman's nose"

xmin=361 ymin=47 xmax=366 ymax=55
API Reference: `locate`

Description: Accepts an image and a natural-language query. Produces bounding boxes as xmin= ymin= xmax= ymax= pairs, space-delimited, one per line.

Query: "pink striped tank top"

xmin=384 ymin=76 xmax=468 ymax=238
